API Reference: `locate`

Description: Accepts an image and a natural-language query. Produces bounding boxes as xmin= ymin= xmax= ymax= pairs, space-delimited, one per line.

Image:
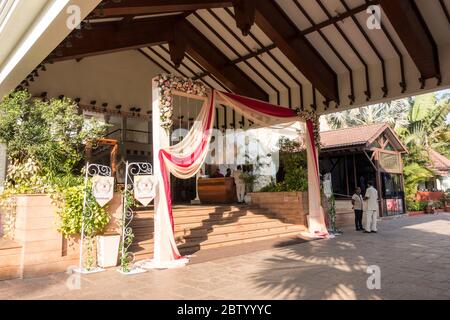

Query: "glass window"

xmin=380 ymin=152 xmax=400 ymax=171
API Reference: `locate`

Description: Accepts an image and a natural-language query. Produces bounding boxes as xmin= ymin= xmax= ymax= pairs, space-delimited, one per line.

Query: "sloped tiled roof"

xmin=428 ymin=149 xmax=450 ymax=175
xmin=320 ymin=123 xmax=388 ymax=149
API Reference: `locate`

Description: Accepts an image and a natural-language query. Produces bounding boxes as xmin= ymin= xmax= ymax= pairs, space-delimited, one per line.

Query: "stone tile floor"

xmin=1 ymin=213 xmax=449 ymax=300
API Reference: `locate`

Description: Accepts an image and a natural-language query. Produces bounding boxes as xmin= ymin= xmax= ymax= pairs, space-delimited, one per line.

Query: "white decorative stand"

xmin=117 ymin=161 xmax=154 ymax=275
xmin=74 ymin=162 xmax=112 ymax=274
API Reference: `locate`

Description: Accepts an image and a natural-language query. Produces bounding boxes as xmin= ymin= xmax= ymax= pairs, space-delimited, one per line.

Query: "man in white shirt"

xmin=351 ymin=187 xmax=364 ymax=231
xmin=233 ymin=165 xmax=245 ymax=203
xmin=364 ymin=181 xmax=379 ymax=233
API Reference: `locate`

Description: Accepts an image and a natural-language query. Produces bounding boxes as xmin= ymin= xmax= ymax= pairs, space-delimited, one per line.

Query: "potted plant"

xmin=443 ymin=189 xmax=450 ymax=212
xmin=55 ymin=183 xmax=112 ymax=269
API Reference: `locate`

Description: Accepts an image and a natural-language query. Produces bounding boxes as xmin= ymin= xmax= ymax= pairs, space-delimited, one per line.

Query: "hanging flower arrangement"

xmin=155 ymin=74 xmax=207 ymax=130
xmin=296 ymin=109 xmax=321 ymax=150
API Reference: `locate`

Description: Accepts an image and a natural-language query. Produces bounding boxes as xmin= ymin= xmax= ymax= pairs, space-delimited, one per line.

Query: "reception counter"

xmin=198 ymin=177 xmax=237 ymax=204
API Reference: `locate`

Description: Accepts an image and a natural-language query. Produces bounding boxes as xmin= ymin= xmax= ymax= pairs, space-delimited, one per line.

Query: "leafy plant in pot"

xmin=53 ymin=182 xmax=113 ymax=269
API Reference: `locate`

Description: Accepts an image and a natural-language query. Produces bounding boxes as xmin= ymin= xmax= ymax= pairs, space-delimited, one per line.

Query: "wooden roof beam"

xmin=254 ymin=0 xmax=339 ymax=103
xmin=46 ymin=17 xmax=176 ymax=62
xmin=91 ymin=0 xmax=233 ymax=18
xmin=178 ymin=20 xmax=268 ymax=101
xmin=380 ymin=0 xmax=441 ymax=87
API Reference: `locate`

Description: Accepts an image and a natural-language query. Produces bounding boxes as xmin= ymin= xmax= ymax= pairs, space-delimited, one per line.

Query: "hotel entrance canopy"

xmin=0 ymin=0 xmax=449 ymax=113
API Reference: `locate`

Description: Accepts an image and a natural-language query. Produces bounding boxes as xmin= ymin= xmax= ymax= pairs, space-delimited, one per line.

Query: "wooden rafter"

xmin=46 ymin=17 xmax=176 ymax=62
xmin=91 ymin=0 xmax=233 ymax=18
xmin=254 ymin=0 xmax=339 ymax=103
xmin=380 ymin=0 xmax=441 ymax=87
xmin=178 ymin=20 xmax=268 ymax=101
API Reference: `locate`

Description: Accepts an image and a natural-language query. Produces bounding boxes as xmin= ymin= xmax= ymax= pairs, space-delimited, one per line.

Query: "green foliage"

xmin=53 ymin=183 xmax=109 ymax=237
xmin=406 ymin=200 xmax=428 ymax=212
xmin=442 ymin=189 xmax=450 ymax=205
xmin=403 ymin=163 xmax=434 ymax=205
xmin=0 ymin=90 xmax=108 ymax=180
xmin=259 ymin=137 xmax=308 ymax=192
xmin=4 ymin=158 xmax=49 ymax=194
xmin=0 ymin=90 xmax=110 ymax=238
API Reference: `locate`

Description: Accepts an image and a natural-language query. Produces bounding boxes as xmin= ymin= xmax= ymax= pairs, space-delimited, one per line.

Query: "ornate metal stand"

xmin=118 ymin=162 xmax=152 ymax=274
xmin=75 ymin=162 xmax=112 ymax=274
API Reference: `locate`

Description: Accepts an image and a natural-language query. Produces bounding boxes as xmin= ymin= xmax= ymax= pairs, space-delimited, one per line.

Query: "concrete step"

xmin=131 ymin=224 xmax=306 ymax=254
xmin=131 ymin=206 xmax=267 ymax=219
xmin=133 ymin=219 xmax=299 ymax=242
xmin=131 ymin=211 xmax=282 ymax=227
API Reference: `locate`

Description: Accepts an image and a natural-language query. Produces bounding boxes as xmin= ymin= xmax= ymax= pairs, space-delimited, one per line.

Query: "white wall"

xmin=28 ymin=50 xmax=164 ymax=114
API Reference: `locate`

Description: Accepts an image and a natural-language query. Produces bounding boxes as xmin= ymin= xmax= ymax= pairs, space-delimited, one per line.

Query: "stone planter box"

xmin=249 ymin=192 xmax=308 ymax=226
xmin=0 ymin=192 xmax=123 ymax=280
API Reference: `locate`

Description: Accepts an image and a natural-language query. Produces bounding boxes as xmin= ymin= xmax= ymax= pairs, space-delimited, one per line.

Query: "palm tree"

xmin=325 ymin=99 xmax=409 ymax=130
xmin=397 ymin=92 xmax=450 ymax=164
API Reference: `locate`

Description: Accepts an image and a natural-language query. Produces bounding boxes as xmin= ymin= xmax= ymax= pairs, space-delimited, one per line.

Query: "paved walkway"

xmin=1 ymin=213 xmax=450 ymax=300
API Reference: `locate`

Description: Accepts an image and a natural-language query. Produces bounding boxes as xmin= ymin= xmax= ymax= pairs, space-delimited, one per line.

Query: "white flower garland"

xmin=296 ymin=109 xmax=321 ymax=150
xmin=155 ymin=74 xmax=207 ymax=130
xmin=154 ymin=74 xmax=321 ymax=149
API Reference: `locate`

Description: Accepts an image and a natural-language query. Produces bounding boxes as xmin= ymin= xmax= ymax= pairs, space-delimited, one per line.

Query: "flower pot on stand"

xmin=444 ymin=201 xmax=450 ymax=212
xmin=96 ymin=233 xmax=121 ymax=268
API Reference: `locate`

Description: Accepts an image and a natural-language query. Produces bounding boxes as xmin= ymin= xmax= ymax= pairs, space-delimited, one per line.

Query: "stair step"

xmin=130 ymin=212 xmax=283 ymax=228
xmin=131 ymin=206 xmax=267 ymax=219
xmin=133 ymin=220 xmax=298 ymax=242
xmin=178 ymin=227 xmax=306 ymax=252
xmin=131 ymin=217 xmax=294 ymax=235
xmin=130 ymin=226 xmax=306 ymax=258
xmin=131 ymin=224 xmax=306 ymax=249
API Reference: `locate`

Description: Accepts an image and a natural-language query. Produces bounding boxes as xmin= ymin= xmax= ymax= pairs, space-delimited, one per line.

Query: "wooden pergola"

xmin=15 ymin=0 xmax=447 ymax=119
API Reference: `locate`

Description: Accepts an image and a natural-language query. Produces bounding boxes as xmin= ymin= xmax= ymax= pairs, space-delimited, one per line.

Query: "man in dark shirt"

xmin=211 ymin=168 xmax=224 ymax=178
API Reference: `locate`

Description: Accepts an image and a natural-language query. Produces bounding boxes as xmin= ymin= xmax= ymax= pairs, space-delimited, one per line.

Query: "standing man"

xmin=351 ymin=187 xmax=364 ymax=231
xmin=233 ymin=165 xmax=245 ymax=203
xmin=364 ymin=180 xmax=379 ymax=233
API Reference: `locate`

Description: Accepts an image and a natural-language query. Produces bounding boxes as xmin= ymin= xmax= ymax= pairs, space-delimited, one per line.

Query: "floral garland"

xmin=155 ymin=74 xmax=207 ymax=130
xmin=296 ymin=109 xmax=321 ymax=150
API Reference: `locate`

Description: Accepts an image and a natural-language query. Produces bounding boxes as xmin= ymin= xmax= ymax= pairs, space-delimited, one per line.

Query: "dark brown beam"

xmin=233 ymin=0 xmax=256 ymax=36
xmin=254 ymin=0 xmax=339 ymax=103
xmin=91 ymin=0 xmax=233 ymax=18
xmin=380 ymin=0 xmax=440 ymax=85
xmin=439 ymin=0 xmax=450 ymax=24
xmin=179 ymin=20 xmax=268 ymax=101
xmin=46 ymin=17 xmax=175 ymax=62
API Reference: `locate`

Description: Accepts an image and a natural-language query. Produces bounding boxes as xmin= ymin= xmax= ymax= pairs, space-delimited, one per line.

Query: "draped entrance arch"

xmin=142 ymin=74 xmax=328 ymax=269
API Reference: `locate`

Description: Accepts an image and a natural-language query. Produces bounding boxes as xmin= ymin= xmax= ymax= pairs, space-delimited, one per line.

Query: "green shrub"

xmin=406 ymin=200 xmax=428 ymax=212
xmin=54 ymin=183 xmax=109 ymax=237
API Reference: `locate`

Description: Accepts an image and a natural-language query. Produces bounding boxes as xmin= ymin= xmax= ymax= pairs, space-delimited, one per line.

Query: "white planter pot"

xmin=244 ymin=194 xmax=252 ymax=204
xmin=96 ymin=234 xmax=121 ymax=268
